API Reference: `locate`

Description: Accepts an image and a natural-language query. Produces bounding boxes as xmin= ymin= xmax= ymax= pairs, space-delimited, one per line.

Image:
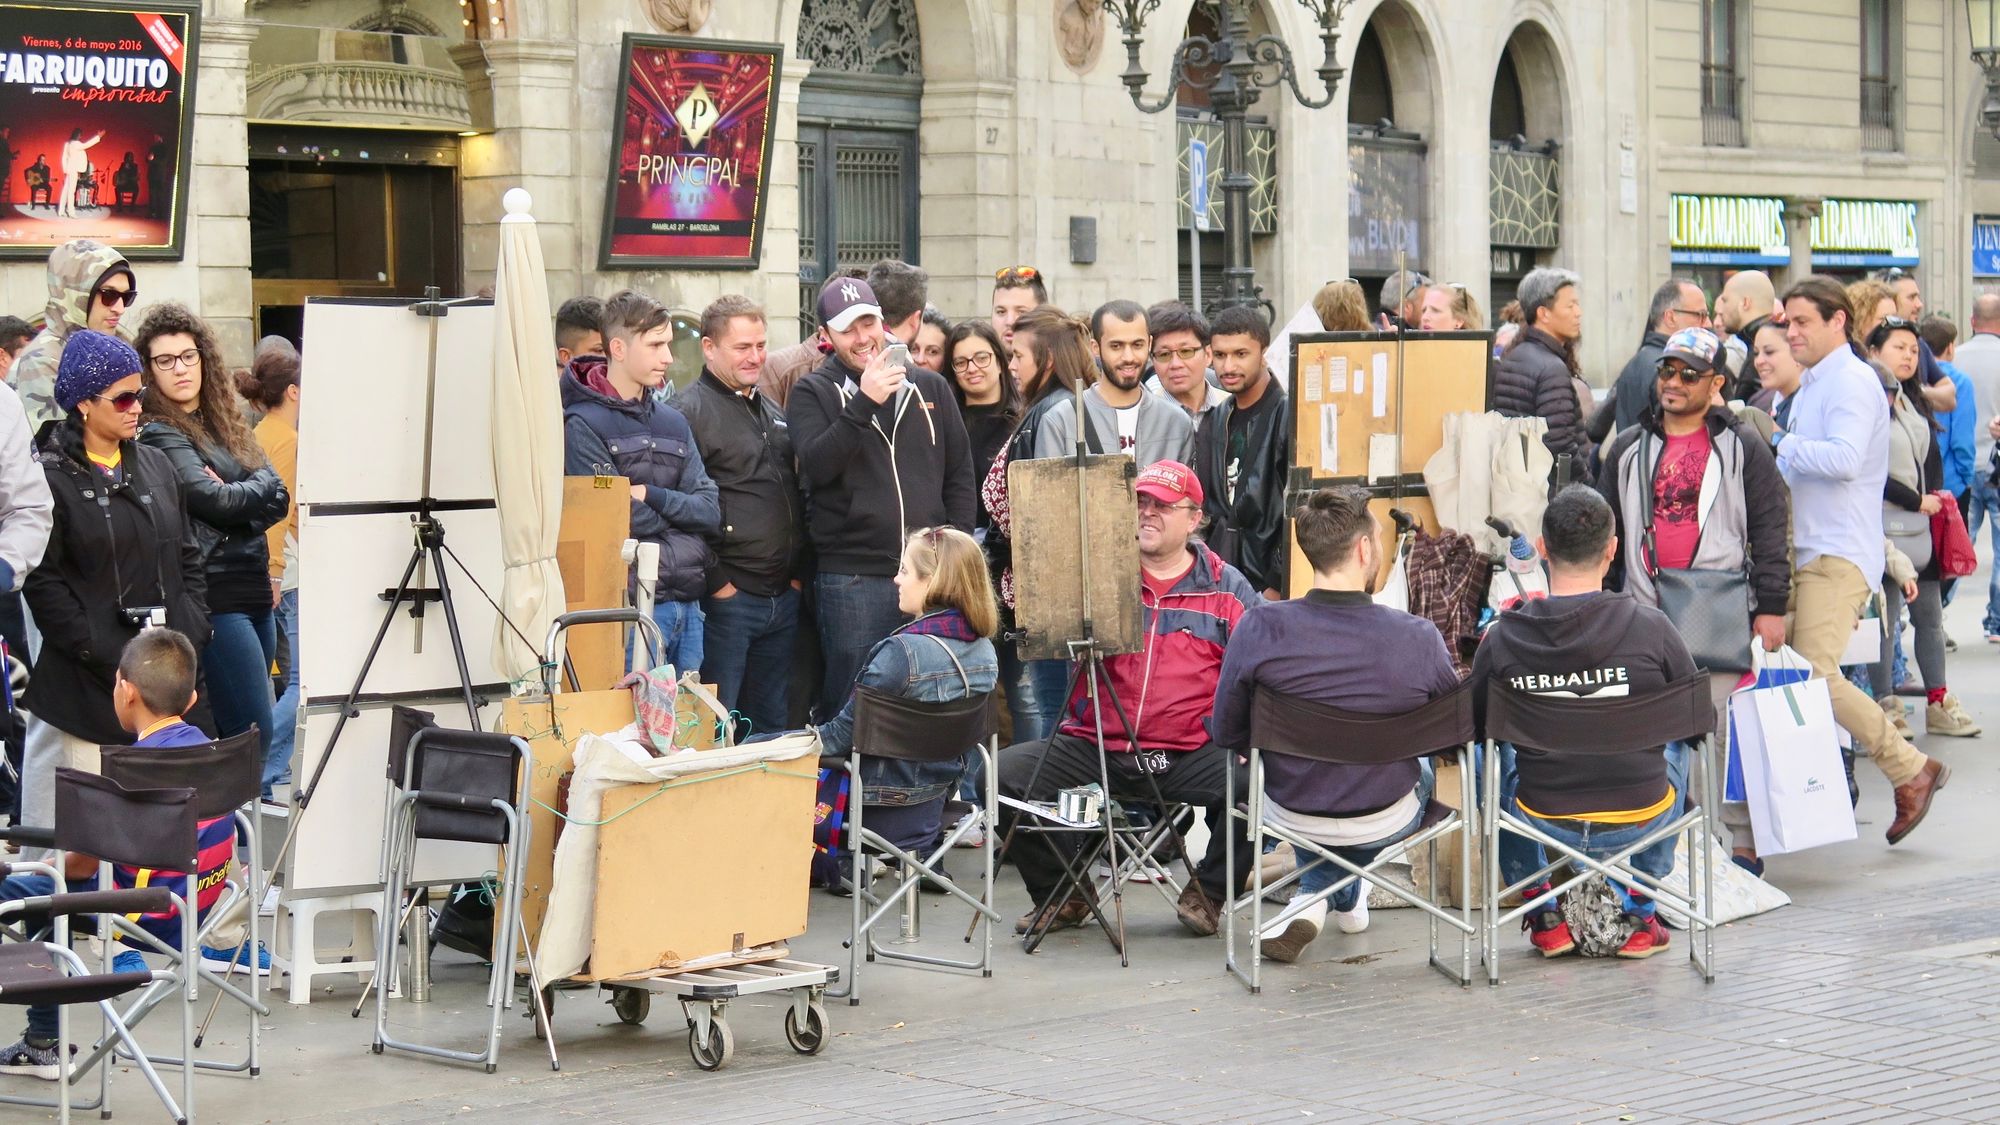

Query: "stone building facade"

xmin=0 ymin=1 xmax=1991 ymax=388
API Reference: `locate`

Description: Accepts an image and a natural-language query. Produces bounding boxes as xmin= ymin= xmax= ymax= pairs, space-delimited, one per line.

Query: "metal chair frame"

xmin=831 ymin=687 xmax=1003 ymax=1006
xmin=1223 ymin=685 xmax=1480 ymax=994
xmin=1480 ymin=674 xmax=1719 ymax=985
xmin=372 ymin=728 xmax=547 ymax=1073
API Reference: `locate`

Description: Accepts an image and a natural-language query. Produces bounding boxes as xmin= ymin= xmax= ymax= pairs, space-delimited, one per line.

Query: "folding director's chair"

xmin=1482 ymin=674 xmax=1720 ymax=984
xmin=94 ymin=728 xmax=271 ymax=1080
xmin=373 ymin=727 xmax=544 ymax=1073
xmin=0 ymin=768 xmax=200 ymax=1124
xmin=831 ymin=686 xmax=1002 ymax=1007
xmin=1223 ymin=683 xmax=1481 ymax=993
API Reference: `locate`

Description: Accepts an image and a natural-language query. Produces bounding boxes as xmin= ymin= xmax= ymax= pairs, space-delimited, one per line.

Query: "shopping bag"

xmin=1733 ymin=675 xmax=1857 ymax=855
xmin=1933 ymin=492 xmax=1978 ymax=579
xmin=1840 ymin=593 xmax=1885 ymax=667
xmin=1373 ymin=539 xmax=1410 ymax=612
xmin=1725 ymin=646 xmax=1811 ymax=802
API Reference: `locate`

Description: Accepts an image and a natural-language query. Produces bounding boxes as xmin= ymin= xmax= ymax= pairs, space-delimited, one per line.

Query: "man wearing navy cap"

xmin=787 ymin=276 xmax=975 ymax=718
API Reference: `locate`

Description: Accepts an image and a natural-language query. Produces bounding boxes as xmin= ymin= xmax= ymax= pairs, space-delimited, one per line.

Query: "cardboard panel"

xmin=587 ymin=761 xmax=816 ymax=979
xmin=1291 ymin=333 xmax=1492 ymax=484
xmin=557 ymin=476 xmax=633 ymax=691
xmin=1008 ymin=455 xmax=1144 ymax=661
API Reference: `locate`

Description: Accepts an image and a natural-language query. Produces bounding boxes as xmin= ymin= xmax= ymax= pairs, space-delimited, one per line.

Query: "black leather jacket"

xmin=138 ymin=419 xmax=287 ymax=614
xmin=1194 ymin=385 xmax=1291 ymax=595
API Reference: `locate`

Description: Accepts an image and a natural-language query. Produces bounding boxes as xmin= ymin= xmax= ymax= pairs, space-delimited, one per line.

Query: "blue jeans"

xmin=267 ymin=590 xmax=299 ymax=796
xmin=813 ymin=573 xmax=904 ymax=721
xmin=205 ymin=610 xmax=276 ymax=778
xmin=1968 ymin=478 xmax=2000 ymax=635
xmin=638 ymin=600 xmax=704 ymax=675
xmin=1498 ymin=741 xmax=1690 ymax=919
xmin=1291 ymin=763 xmax=1435 ymax=912
xmin=700 ymin=586 xmax=799 ymax=741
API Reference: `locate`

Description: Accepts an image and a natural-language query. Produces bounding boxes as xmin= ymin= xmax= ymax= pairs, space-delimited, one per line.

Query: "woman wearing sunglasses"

xmin=135 ymin=304 xmax=291 ymax=818
xmin=19 ymin=330 xmax=212 ymax=843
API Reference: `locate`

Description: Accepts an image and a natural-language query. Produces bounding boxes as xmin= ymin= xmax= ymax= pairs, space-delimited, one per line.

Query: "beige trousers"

xmin=1786 ymin=556 xmax=1927 ymax=786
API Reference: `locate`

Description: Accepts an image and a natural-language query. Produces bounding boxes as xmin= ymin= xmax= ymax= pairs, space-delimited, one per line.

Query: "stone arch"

xmin=348 ymin=7 xmax=448 ymax=37
xmin=1348 ymin=0 xmax=1441 ymax=138
xmin=775 ymin=0 xmax=1003 ymax=83
xmin=1491 ymin=14 xmax=1572 ymax=145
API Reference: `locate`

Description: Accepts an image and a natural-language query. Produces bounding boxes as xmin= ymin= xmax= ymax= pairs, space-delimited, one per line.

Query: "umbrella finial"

xmin=502 ymin=187 xmax=534 ymax=223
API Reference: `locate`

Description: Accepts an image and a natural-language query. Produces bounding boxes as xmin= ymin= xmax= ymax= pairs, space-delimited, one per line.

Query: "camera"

xmin=119 ymin=606 xmax=166 ymax=628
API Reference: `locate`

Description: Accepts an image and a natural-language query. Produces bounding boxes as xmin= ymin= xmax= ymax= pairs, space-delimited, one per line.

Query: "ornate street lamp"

xmin=1110 ymin=0 xmax=1355 ymax=311
xmin=1969 ymin=0 xmax=2000 ymax=137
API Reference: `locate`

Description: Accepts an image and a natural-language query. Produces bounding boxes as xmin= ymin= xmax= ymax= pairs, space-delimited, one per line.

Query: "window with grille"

xmin=1700 ymin=0 xmax=1744 ymax=147
xmin=1861 ymin=0 xmax=1900 ymax=151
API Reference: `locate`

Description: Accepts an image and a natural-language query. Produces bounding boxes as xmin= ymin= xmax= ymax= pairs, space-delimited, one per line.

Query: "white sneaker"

xmin=1257 ymin=896 xmax=1325 ymax=963
xmin=948 ymin=807 xmax=986 ymax=849
xmin=1333 ymin=894 xmax=1370 ymax=934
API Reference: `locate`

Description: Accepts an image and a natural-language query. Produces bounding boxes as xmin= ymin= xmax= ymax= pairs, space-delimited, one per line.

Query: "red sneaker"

xmin=1522 ymin=910 xmax=1575 ymax=957
xmin=1617 ymin=914 xmax=1671 ymax=959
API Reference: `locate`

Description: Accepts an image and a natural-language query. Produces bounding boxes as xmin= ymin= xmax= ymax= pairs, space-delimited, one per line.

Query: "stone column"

xmin=190 ymin=16 xmax=257 ymax=366
xmin=453 ymin=39 xmax=583 ymax=299
xmin=921 ymin=79 xmax=1019 ymax=318
xmin=1782 ymin=197 xmax=1822 ymax=288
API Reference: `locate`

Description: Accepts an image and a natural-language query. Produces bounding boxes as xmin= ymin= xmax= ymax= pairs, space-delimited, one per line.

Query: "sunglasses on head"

xmin=994 ymin=265 xmax=1040 ymax=283
xmin=94 ymin=285 xmax=136 ymax=309
xmin=93 ymin=387 xmax=146 ymax=412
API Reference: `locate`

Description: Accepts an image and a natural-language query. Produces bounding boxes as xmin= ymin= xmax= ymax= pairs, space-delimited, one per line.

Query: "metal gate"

xmin=797 ymin=126 xmax=920 ymax=335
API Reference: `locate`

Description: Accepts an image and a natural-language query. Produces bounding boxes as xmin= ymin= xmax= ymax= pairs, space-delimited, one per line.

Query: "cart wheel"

xmin=783 ymin=1001 xmax=829 ymax=1055
xmin=533 ymin=986 xmax=555 ymax=1042
xmin=688 ymin=1018 xmax=733 ymax=1071
xmin=612 ymin=987 xmax=650 ymax=1026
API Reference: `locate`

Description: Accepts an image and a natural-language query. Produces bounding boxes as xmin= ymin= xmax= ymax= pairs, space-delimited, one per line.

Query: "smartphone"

xmin=881 ymin=342 xmax=911 ymax=370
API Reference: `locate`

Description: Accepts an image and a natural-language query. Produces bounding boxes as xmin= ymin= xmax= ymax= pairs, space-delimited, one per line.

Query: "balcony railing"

xmin=248 ymin=25 xmax=472 ymax=131
xmin=1861 ymin=77 xmax=1899 ymax=151
xmin=1701 ymin=65 xmax=1745 ymax=148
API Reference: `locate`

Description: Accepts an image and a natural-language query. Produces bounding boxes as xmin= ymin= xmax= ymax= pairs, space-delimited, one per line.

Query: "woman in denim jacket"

xmin=814 ymin=527 xmax=999 ymax=850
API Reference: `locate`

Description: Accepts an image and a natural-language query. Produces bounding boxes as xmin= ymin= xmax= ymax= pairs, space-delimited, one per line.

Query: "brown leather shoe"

xmin=1014 ymin=894 xmax=1092 ymax=936
xmin=1174 ymin=883 xmax=1221 ymax=936
xmin=1887 ymin=759 xmax=1950 ymax=845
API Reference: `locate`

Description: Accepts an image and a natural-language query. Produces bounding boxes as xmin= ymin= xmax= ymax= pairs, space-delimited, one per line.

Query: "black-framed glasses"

xmin=148 ymin=348 xmax=199 ymax=372
xmin=94 ymin=285 xmax=137 ymax=308
xmin=93 ymin=387 xmax=146 ymax=411
xmin=1667 ymin=305 xmax=1710 ymax=321
xmin=951 ymin=350 xmax=996 ymax=373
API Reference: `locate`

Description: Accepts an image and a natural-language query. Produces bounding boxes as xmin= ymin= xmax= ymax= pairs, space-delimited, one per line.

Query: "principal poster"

xmin=0 ymin=1 xmax=197 ymax=259
xmin=600 ymin=35 xmax=780 ymax=270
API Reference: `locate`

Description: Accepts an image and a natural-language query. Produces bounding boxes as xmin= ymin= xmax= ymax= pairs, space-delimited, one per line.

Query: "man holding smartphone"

xmin=787 ymin=277 xmax=976 ymax=718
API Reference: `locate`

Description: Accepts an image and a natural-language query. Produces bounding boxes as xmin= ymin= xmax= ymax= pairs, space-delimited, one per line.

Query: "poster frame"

xmin=0 ymin=0 xmax=201 ymax=261
xmin=596 ymin=32 xmax=783 ymax=272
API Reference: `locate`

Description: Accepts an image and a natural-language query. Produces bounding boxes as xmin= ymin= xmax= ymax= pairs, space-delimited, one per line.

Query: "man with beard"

xmin=1034 ymin=299 xmax=1192 ymax=467
xmin=1195 ymin=305 xmax=1291 ymax=600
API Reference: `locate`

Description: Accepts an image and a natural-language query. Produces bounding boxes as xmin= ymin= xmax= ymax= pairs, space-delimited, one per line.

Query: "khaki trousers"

xmin=1785 ymin=556 xmax=1927 ymax=786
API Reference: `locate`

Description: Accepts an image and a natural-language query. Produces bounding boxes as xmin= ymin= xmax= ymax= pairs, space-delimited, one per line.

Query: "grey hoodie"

xmin=1032 ymin=383 xmax=1194 ymax=467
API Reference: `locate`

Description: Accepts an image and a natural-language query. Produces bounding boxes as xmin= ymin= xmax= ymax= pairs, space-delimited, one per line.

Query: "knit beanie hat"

xmin=55 ymin=329 xmax=142 ymax=411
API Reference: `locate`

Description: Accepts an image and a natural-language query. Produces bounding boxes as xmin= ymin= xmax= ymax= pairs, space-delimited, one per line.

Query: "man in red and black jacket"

xmin=996 ymin=460 xmax=1258 ymax=938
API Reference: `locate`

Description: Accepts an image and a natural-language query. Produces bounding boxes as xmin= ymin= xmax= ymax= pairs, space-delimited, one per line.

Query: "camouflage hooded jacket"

xmin=12 ymin=239 xmax=134 ymax=434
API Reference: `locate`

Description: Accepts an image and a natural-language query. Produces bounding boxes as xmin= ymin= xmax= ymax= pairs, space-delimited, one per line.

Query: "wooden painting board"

xmin=557 ymin=476 xmax=633 ymax=689
xmin=1286 ymin=491 xmax=1440 ymax=600
xmin=1008 ymin=455 xmax=1144 ymax=661
xmin=1290 ymin=332 xmax=1492 ymax=485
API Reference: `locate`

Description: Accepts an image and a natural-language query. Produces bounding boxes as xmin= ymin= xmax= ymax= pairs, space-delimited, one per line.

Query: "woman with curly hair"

xmin=134 ymin=305 xmax=288 ymax=824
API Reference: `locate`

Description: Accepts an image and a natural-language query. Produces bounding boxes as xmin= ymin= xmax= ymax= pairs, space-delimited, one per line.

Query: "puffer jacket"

xmin=560 ymin=356 xmax=720 ymax=602
xmin=1496 ymin=327 xmax=1592 ymax=484
xmin=13 ymin=239 xmax=133 ymax=435
xmin=814 ymin=609 xmax=998 ymax=805
xmin=138 ymin=419 xmax=287 ymax=615
xmin=1058 ymin=542 xmax=1258 ymax=752
xmin=25 ymin=418 xmax=209 ymax=744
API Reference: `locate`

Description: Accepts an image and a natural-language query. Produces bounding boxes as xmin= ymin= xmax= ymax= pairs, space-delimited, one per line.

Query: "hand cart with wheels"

xmin=537 ymin=957 xmax=839 ymax=1071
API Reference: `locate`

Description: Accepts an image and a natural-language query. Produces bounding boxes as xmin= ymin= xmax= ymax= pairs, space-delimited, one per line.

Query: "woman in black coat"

xmin=21 ymin=329 xmax=209 ymax=837
xmin=134 ymin=304 xmax=288 ymax=788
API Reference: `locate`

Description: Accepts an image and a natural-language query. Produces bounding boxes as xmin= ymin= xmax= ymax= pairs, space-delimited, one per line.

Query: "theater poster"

xmin=0 ymin=1 xmax=198 ymax=260
xmin=599 ymin=35 xmax=780 ymax=270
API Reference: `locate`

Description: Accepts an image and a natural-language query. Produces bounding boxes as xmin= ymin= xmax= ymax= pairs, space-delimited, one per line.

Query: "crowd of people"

xmin=0 ymin=231 xmax=1992 ymax=1071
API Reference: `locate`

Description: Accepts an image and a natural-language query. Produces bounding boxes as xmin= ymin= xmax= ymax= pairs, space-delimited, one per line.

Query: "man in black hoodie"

xmin=1470 ymin=485 xmax=1697 ymax=962
xmin=787 ymin=277 xmax=975 ymax=718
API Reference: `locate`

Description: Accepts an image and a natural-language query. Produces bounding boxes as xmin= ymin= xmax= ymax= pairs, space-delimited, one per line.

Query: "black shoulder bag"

xmin=1640 ymin=431 xmax=1754 ymax=672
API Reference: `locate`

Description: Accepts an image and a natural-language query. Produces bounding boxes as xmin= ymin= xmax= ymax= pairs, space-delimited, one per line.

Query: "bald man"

xmin=1955 ymin=293 xmax=2000 ymax=642
xmin=1715 ymin=270 xmax=1776 ymax=397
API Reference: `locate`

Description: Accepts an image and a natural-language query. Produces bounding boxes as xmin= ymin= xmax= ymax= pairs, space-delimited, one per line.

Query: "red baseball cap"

xmin=1135 ymin=460 xmax=1203 ymax=508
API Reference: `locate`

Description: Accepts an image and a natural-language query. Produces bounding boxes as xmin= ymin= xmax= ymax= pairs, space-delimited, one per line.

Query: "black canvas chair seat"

xmin=99 ymin=728 xmax=262 ymax=821
xmin=1485 ymin=674 xmax=1714 ymax=756
xmin=402 ymin=728 xmax=525 ymax=846
xmin=853 ymin=688 xmax=995 ymax=764
xmin=1250 ymin=682 xmax=1476 ymax=766
xmin=0 ymin=942 xmax=154 ymax=1007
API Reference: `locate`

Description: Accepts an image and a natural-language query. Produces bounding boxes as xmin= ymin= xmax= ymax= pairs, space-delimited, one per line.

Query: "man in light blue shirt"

xmin=1772 ymin=276 xmax=1946 ymax=846
xmin=1950 ymin=294 xmax=2000 ymax=640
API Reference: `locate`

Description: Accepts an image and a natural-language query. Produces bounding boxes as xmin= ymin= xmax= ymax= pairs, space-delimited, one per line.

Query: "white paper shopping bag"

xmin=1734 ymin=676 xmax=1857 ymax=855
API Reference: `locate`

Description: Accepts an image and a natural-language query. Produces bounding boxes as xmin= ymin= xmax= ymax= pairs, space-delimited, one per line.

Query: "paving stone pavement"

xmin=101 ymin=583 xmax=2000 ymax=1123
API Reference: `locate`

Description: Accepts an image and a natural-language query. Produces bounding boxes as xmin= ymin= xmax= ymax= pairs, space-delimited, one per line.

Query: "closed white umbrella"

xmin=490 ymin=187 xmax=566 ymax=681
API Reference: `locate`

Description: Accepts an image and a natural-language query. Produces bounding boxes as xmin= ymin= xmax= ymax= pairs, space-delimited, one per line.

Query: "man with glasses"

xmin=12 ymin=238 xmax=137 ymax=434
xmin=1034 ymin=299 xmax=1192 ymax=468
xmin=991 ymin=265 xmax=1046 ymax=354
xmin=1143 ymin=301 xmax=1228 ymax=421
xmin=1598 ymin=279 xmax=1708 ymax=440
xmin=996 ymin=460 xmax=1257 ymax=937
xmin=1597 ymin=327 xmax=1789 ymax=871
